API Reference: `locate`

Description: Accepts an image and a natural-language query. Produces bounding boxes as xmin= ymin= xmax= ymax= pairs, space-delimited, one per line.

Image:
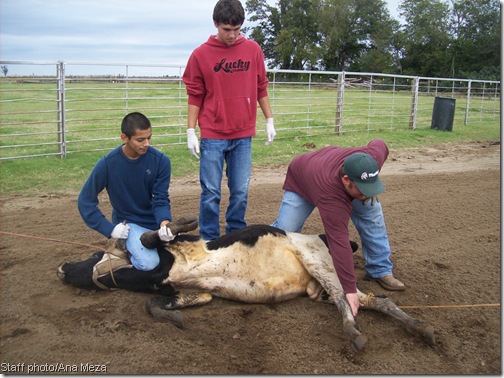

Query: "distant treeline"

xmin=244 ymin=0 xmax=500 ymax=80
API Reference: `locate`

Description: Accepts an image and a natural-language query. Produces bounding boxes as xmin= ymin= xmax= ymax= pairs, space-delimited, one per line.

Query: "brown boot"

xmin=365 ymin=274 xmax=405 ymax=291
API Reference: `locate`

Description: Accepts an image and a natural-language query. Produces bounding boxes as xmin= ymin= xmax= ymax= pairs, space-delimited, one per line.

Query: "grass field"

xmin=1 ymin=79 xmax=500 ymax=156
xmin=0 ymin=124 xmax=500 ymax=195
xmin=0 ymin=79 xmax=500 ymax=194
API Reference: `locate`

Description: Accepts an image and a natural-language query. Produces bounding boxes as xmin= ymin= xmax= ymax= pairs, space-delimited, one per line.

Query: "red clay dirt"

xmin=0 ymin=140 xmax=500 ymax=374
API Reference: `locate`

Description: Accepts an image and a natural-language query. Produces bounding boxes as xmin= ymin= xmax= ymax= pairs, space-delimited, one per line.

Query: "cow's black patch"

xmin=98 ymin=248 xmax=176 ymax=296
xmin=205 ymin=225 xmax=287 ymax=250
xmin=171 ymin=234 xmax=202 ymax=243
xmin=60 ymin=248 xmax=176 ymax=296
xmin=318 ymin=234 xmax=359 ymax=253
xmin=318 ymin=234 xmax=329 ymax=248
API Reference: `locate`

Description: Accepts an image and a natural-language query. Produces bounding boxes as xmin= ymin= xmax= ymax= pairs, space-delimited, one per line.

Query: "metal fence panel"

xmin=0 ymin=61 xmax=500 ymax=160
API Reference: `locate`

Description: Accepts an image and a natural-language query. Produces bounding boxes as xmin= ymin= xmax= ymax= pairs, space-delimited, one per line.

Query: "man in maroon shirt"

xmin=271 ymin=139 xmax=404 ymax=317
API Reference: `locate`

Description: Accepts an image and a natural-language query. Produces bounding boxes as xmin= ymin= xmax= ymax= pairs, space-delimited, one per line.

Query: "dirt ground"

xmin=0 ymin=140 xmax=501 ymax=375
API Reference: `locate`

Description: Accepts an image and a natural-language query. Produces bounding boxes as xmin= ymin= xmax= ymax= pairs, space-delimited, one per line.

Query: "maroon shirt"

xmin=283 ymin=139 xmax=389 ymax=294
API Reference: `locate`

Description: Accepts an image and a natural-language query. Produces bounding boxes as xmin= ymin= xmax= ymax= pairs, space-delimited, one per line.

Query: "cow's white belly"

xmin=168 ymin=235 xmax=312 ymax=303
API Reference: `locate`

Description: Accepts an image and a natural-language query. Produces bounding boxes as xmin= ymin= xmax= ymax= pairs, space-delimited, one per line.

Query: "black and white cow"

xmin=58 ymin=218 xmax=435 ymax=351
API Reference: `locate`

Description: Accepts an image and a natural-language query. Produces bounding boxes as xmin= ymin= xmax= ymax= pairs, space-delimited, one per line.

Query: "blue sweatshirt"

xmin=78 ymin=145 xmax=172 ymax=238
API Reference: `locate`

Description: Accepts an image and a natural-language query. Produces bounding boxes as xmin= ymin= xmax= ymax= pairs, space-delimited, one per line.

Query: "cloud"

xmin=0 ymin=0 xmax=216 ymax=68
xmin=1 ymin=0 xmax=403 ymax=75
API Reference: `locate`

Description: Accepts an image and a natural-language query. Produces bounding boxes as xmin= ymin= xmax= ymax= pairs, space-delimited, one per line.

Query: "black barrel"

xmin=431 ymin=96 xmax=456 ymax=131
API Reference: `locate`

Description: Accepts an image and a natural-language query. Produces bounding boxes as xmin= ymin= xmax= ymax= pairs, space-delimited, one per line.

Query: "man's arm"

xmin=258 ymin=96 xmax=273 ymax=119
xmin=258 ymin=96 xmax=275 ymax=145
xmin=187 ymin=104 xmax=200 ymax=130
xmin=186 ymin=104 xmax=201 ymax=159
xmin=77 ymin=160 xmax=115 ymax=238
xmin=152 ymin=154 xmax=172 ymax=227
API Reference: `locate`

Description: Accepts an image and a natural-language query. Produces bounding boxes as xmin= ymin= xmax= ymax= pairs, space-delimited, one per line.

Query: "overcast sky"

xmin=0 ymin=0 xmax=402 ymax=76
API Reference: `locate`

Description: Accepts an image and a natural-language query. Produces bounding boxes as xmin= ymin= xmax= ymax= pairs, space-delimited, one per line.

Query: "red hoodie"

xmin=183 ymin=34 xmax=269 ymax=139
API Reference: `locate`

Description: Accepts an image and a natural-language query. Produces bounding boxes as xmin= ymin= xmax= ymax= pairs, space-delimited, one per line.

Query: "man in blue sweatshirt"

xmin=78 ymin=112 xmax=174 ymax=271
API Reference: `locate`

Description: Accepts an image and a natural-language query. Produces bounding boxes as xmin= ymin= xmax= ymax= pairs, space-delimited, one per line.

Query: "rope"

xmin=363 ymin=292 xmax=375 ymax=307
xmin=399 ymin=303 xmax=500 ymax=309
xmin=0 ymin=230 xmax=107 ymax=252
xmin=1 ymin=229 xmax=120 ymax=288
xmin=363 ymin=292 xmax=500 ymax=309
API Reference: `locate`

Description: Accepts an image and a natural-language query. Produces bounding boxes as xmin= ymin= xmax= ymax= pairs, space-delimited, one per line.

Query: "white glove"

xmin=187 ymin=128 xmax=200 ymax=159
xmin=158 ymin=225 xmax=175 ymax=242
xmin=111 ymin=223 xmax=130 ymax=239
xmin=265 ymin=118 xmax=276 ymax=145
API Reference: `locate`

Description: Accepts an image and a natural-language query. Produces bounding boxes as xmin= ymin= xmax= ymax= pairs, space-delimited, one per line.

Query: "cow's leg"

xmin=357 ymin=291 xmax=435 ymax=346
xmin=145 ymin=292 xmax=213 ymax=328
xmin=308 ymin=283 xmax=435 ymax=346
xmin=141 ymin=216 xmax=199 ymax=249
xmin=147 ymin=292 xmax=213 ymax=310
xmin=144 ymin=298 xmax=185 ymax=329
xmin=287 ymin=233 xmax=367 ymax=351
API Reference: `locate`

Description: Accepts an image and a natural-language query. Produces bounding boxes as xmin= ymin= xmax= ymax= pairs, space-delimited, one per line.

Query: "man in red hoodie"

xmin=183 ymin=0 xmax=275 ymax=240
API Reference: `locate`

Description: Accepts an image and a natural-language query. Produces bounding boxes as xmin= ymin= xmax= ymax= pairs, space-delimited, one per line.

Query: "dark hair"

xmin=213 ymin=0 xmax=245 ymax=26
xmin=339 ymin=165 xmax=347 ymax=178
xmin=121 ymin=112 xmax=151 ymax=138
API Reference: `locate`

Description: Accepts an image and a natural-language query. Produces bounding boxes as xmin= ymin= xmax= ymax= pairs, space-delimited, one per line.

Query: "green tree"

xmin=399 ymin=0 xmax=453 ymax=77
xmin=317 ymin=0 xmax=356 ymax=70
xmin=340 ymin=0 xmax=403 ymax=73
xmin=450 ymin=0 xmax=500 ymax=79
xmin=246 ymin=0 xmax=321 ymax=69
xmin=245 ymin=0 xmax=500 ymax=78
xmin=248 ymin=0 xmax=400 ymax=72
xmin=245 ymin=0 xmax=279 ymax=64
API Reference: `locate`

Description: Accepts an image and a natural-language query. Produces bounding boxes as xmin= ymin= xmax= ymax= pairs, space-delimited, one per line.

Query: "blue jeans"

xmin=125 ymin=223 xmax=160 ymax=271
xmin=271 ymin=191 xmax=393 ymax=278
xmin=199 ymin=137 xmax=252 ymax=240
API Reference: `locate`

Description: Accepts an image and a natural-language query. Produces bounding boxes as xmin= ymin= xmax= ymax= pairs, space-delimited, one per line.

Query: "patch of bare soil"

xmin=0 ymin=141 xmax=500 ymax=375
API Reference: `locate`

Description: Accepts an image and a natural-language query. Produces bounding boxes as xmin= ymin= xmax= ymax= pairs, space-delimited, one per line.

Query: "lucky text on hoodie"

xmin=214 ymin=58 xmax=251 ymax=73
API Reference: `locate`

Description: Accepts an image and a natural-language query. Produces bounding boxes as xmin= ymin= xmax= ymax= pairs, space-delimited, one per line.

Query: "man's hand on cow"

xmin=111 ymin=223 xmax=130 ymax=239
xmin=187 ymin=128 xmax=200 ymax=159
xmin=158 ymin=225 xmax=175 ymax=242
xmin=346 ymin=292 xmax=360 ymax=317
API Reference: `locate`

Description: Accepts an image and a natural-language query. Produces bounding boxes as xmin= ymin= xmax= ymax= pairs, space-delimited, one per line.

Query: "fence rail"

xmin=0 ymin=60 xmax=500 ymax=160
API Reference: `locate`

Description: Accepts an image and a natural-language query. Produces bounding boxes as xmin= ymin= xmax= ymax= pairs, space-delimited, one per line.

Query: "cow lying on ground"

xmin=58 ymin=218 xmax=435 ymax=351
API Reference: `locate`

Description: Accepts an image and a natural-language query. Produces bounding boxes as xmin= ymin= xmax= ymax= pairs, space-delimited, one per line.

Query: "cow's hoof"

xmin=406 ymin=320 xmax=436 ymax=346
xmin=422 ymin=325 xmax=435 ymax=346
xmin=145 ymin=298 xmax=185 ymax=329
xmin=168 ymin=292 xmax=213 ymax=309
xmin=115 ymin=238 xmax=127 ymax=252
xmin=168 ymin=216 xmax=199 ymax=235
xmin=57 ymin=264 xmax=66 ymax=281
xmin=352 ymin=334 xmax=368 ymax=352
xmin=140 ymin=231 xmax=161 ymax=249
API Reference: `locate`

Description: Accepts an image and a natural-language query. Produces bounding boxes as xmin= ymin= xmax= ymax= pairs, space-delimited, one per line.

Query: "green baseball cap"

xmin=343 ymin=153 xmax=385 ymax=197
